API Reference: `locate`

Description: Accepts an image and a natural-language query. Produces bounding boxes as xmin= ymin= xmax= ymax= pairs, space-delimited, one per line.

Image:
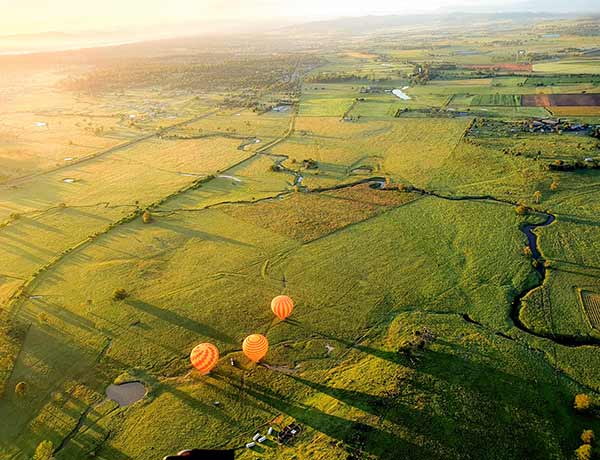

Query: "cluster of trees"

xmin=548 ymin=159 xmax=600 ymax=172
xmin=534 ymin=18 xmax=600 ymax=37
xmin=573 ymin=395 xmax=597 ymax=459
xmin=394 ymin=107 xmax=464 ymax=118
xmin=515 ymin=188 xmax=549 ymax=216
xmin=522 ymin=120 xmax=591 ymax=134
xmin=398 ymin=327 xmax=436 ymax=363
xmin=221 ymin=95 xmax=298 ymax=112
xmin=515 ymin=203 xmax=530 ymax=215
xmin=410 ymin=63 xmax=433 ymax=85
xmin=301 ymin=159 xmax=318 ymax=169
xmin=61 ymin=54 xmax=319 ymax=95
xmin=575 ymin=430 xmax=595 ymax=460
xmin=306 ymin=72 xmax=390 ymax=83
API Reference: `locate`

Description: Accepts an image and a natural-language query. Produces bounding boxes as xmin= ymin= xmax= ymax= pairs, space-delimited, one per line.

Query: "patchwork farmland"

xmin=1 ymin=12 xmax=600 ymax=460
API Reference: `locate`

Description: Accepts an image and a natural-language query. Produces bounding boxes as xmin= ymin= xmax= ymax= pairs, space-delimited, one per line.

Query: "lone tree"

xmin=581 ymin=429 xmax=595 ymax=445
xmin=112 ymin=288 xmax=129 ymax=301
xmin=533 ymin=190 xmax=542 ymax=204
xmin=523 ymin=246 xmax=533 ymax=258
xmin=549 ymin=180 xmax=559 ymax=191
xmin=33 ymin=440 xmax=54 ymax=460
xmin=142 ymin=210 xmax=152 ymax=224
xmin=15 ymin=381 xmax=27 ymax=397
xmin=575 ymin=393 xmax=592 ymax=412
xmin=575 ymin=444 xmax=592 ymax=460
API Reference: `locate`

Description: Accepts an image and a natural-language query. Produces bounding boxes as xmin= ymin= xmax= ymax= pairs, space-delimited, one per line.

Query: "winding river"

xmin=309 ymin=178 xmax=599 ymax=348
xmin=510 ymin=213 xmax=600 ymax=347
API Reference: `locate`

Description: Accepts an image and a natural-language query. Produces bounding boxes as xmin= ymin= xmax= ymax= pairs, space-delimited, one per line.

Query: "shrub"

xmin=575 ymin=393 xmax=592 ymax=412
xmin=515 ymin=204 xmax=528 ymax=215
xmin=15 ymin=381 xmax=27 ymax=397
xmin=581 ymin=430 xmax=595 ymax=445
xmin=33 ymin=440 xmax=54 ymax=460
xmin=142 ymin=211 xmax=152 ymax=224
xmin=112 ymin=288 xmax=129 ymax=301
xmin=575 ymin=444 xmax=592 ymax=460
xmin=550 ymin=181 xmax=559 ymax=191
xmin=523 ymin=246 xmax=533 ymax=257
xmin=302 ymin=158 xmax=318 ymax=169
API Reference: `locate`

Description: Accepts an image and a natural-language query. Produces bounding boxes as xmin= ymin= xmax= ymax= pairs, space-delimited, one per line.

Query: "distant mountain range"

xmin=2 ymin=6 xmax=598 ymax=56
xmin=278 ymin=10 xmax=599 ymax=35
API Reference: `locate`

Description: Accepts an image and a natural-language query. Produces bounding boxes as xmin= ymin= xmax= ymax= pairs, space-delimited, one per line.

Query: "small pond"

xmin=106 ymin=382 xmax=146 ymax=407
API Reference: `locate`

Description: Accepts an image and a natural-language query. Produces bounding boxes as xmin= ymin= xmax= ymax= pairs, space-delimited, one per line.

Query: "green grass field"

xmin=471 ymin=94 xmax=521 ymax=107
xmin=269 ymin=116 xmax=469 ymax=189
xmin=1 ymin=195 xmax=583 ymax=459
xmin=533 ymin=58 xmax=600 ymax=74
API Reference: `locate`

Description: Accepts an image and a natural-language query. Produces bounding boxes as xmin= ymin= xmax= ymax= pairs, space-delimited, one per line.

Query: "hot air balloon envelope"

xmin=243 ymin=334 xmax=269 ymax=362
xmin=190 ymin=343 xmax=219 ymax=375
xmin=271 ymin=295 xmax=294 ymax=320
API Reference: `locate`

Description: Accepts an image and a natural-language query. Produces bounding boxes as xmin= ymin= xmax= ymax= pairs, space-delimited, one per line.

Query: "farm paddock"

xmin=581 ymin=290 xmax=600 ymax=330
xmin=522 ymin=94 xmax=600 ymax=107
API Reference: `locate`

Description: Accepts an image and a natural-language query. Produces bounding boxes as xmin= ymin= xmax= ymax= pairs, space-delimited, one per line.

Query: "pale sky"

xmin=1 ymin=0 xmax=514 ymax=35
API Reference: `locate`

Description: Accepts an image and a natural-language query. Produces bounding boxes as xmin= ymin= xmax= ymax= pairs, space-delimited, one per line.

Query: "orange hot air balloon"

xmin=243 ymin=334 xmax=269 ymax=362
xmin=271 ymin=295 xmax=294 ymax=320
xmin=190 ymin=343 xmax=219 ymax=375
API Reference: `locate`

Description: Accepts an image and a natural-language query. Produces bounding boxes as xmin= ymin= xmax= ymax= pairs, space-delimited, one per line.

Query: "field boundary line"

xmin=3 ymin=106 xmax=300 ymax=316
xmin=0 ymin=109 xmax=219 ymax=188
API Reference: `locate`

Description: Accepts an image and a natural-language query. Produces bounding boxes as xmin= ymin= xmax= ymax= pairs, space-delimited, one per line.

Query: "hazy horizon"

xmin=5 ymin=0 xmax=600 ymax=37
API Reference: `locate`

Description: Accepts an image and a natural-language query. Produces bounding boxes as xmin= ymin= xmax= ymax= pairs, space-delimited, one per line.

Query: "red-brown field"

xmin=522 ymin=93 xmax=600 ymax=106
xmin=220 ymin=185 xmax=420 ymax=243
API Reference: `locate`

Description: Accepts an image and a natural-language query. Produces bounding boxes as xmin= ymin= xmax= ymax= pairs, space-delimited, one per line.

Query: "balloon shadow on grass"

xmin=283 ymin=318 xmax=409 ymax=365
xmin=127 ymin=299 xmax=235 ymax=344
